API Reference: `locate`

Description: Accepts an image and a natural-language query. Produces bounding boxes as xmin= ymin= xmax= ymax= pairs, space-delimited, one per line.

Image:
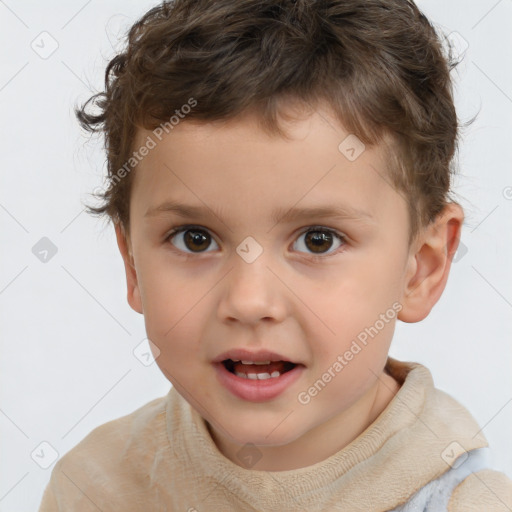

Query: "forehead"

xmin=130 ymin=108 xmax=406 ymax=230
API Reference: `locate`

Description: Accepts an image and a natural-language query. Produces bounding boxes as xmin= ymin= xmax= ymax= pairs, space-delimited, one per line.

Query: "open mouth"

xmin=222 ymin=359 xmax=297 ymax=380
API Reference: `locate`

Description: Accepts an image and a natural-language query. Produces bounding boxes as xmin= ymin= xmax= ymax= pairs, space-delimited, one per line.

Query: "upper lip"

xmin=212 ymin=349 xmax=299 ymax=364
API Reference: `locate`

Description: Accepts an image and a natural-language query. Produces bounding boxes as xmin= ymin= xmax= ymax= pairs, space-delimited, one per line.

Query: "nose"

xmin=217 ymin=252 xmax=288 ymax=325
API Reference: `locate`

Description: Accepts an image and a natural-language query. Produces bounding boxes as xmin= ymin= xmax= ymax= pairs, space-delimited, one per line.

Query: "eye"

xmin=292 ymin=226 xmax=346 ymax=258
xmin=165 ymin=224 xmax=346 ymax=259
xmin=166 ymin=226 xmax=219 ymax=254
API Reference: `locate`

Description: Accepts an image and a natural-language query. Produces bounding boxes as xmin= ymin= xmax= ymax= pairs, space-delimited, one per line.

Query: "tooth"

xmin=234 ymin=371 xmax=281 ymax=380
xmin=232 ymin=359 xmax=241 ymax=362
xmin=241 ymin=360 xmax=254 ymax=364
xmin=241 ymin=360 xmax=271 ymax=365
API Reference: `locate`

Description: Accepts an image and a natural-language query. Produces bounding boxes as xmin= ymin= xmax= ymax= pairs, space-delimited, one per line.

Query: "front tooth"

xmin=241 ymin=360 xmax=271 ymax=365
xmin=234 ymin=371 xmax=281 ymax=380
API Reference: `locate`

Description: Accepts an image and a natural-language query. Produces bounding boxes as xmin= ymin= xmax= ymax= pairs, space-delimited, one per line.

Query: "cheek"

xmin=345 ymin=244 xmax=406 ymax=302
xmin=310 ymin=263 xmax=400 ymax=324
xmin=136 ymin=252 xmax=191 ymax=316
xmin=298 ymin=257 xmax=401 ymax=366
xmin=135 ymin=258 xmax=207 ymax=354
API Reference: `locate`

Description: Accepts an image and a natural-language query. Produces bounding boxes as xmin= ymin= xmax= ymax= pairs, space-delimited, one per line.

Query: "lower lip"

xmin=214 ymin=362 xmax=305 ymax=402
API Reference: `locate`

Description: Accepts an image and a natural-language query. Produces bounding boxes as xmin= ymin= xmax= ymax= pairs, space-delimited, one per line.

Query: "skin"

xmin=115 ymin=102 xmax=464 ymax=471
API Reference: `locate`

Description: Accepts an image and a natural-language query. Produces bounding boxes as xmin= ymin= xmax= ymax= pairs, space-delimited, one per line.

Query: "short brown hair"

xmin=76 ymin=0 xmax=473 ymax=243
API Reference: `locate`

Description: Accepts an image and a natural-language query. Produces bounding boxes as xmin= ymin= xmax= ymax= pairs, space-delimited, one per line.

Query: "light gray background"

xmin=1 ymin=0 xmax=511 ymax=510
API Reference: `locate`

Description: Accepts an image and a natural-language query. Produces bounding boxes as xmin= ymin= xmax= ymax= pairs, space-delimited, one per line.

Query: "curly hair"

xmin=76 ymin=0 xmax=473 ymax=244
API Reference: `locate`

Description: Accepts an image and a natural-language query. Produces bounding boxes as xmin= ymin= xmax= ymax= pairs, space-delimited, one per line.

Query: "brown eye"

xmin=305 ymin=231 xmax=333 ymax=253
xmin=168 ymin=227 xmax=219 ymax=253
xmin=184 ymin=229 xmax=210 ymax=251
xmin=293 ymin=228 xmax=345 ymax=257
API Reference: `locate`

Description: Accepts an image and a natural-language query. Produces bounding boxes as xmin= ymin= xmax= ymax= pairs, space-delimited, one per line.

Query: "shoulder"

xmin=39 ymin=392 xmax=171 ymax=511
xmin=61 ymin=392 xmax=170 ymax=470
xmin=448 ymin=469 xmax=512 ymax=512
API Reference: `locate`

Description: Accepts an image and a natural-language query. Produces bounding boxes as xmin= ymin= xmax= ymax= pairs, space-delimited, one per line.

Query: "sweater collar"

xmin=166 ymin=357 xmax=488 ymax=510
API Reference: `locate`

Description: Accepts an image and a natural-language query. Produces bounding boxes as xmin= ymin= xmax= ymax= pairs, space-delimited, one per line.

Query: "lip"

xmin=213 ymin=361 xmax=305 ymax=402
xmin=212 ymin=348 xmax=298 ymax=364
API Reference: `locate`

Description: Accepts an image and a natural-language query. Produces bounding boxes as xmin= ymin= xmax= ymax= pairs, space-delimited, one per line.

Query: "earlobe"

xmin=114 ymin=222 xmax=144 ymax=314
xmin=398 ymin=203 xmax=464 ymax=323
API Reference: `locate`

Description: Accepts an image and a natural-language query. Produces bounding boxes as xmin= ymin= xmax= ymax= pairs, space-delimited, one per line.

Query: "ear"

xmin=114 ymin=222 xmax=143 ymax=314
xmin=398 ymin=203 xmax=464 ymax=323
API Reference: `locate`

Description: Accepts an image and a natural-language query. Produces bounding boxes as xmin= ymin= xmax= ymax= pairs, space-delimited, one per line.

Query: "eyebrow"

xmin=144 ymin=200 xmax=375 ymax=226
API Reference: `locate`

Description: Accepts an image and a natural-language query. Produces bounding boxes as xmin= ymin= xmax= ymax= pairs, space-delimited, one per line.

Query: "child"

xmin=39 ymin=0 xmax=512 ymax=510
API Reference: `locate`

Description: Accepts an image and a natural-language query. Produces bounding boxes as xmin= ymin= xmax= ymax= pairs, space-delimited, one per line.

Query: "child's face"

xmin=119 ymin=104 xmax=415 ymax=466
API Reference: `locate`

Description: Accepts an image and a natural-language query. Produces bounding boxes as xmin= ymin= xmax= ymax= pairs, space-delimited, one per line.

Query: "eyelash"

xmin=164 ymin=224 xmax=348 ymax=261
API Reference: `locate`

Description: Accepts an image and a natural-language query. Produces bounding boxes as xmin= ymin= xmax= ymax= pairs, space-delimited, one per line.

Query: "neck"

xmin=207 ymin=371 xmax=401 ymax=471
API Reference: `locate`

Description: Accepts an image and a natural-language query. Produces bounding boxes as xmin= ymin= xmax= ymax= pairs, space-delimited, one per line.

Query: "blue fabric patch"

xmin=388 ymin=447 xmax=491 ymax=512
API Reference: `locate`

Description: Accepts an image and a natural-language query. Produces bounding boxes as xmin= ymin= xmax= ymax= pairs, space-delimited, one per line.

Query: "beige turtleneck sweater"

xmin=38 ymin=357 xmax=512 ymax=511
